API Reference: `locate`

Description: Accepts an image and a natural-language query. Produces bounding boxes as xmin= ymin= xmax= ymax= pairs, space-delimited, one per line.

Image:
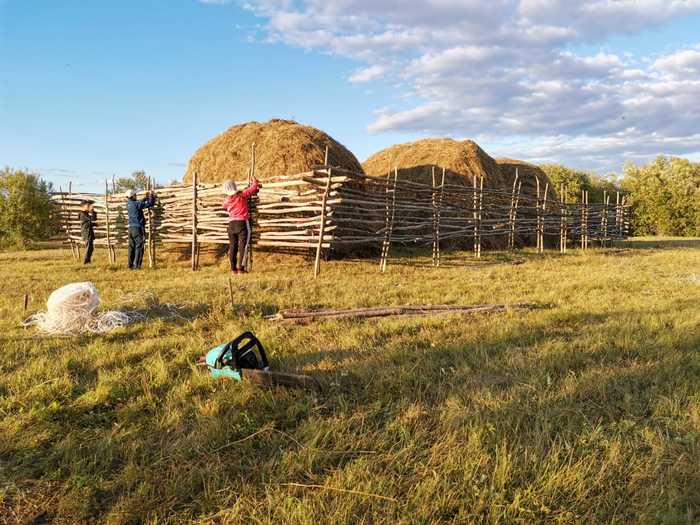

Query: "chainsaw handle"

xmin=231 ymin=331 xmax=269 ymax=369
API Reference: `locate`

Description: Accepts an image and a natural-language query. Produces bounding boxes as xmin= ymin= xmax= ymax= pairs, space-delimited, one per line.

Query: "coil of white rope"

xmin=22 ymin=282 xmax=142 ymax=335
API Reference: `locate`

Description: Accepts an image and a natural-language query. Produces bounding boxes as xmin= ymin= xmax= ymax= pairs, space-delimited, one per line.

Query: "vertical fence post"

xmin=477 ymin=175 xmax=483 ymax=259
xmin=191 ymin=171 xmax=198 ymax=271
xmin=314 ymin=168 xmax=333 ymax=278
xmin=472 ymin=174 xmax=478 ymax=258
xmin=508 ymin=169 xmax=519 ymax=251
xmin=541 ymin=183 xmax=548 ymax=253
xmin=437 ymin=167 xmax=445 ymax=267
xmin=431 ymin=166 xmax=438 ymax=267
xmin=584 ymin=190 xmax=589 ymax=251
xmin=559 ymin=183 xmax=565 ymax=254
xmin=105 ymin=180 xmax=114 ymax=264
xmin=535 ymin=177 xmax=541 ymax=253
xmin=379 ymin=168 xmax=398 ymax=273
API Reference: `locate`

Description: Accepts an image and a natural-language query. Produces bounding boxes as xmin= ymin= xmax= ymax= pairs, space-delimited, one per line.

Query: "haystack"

xmin=184 ymin=119 xmax=363 ymax=183
xmin=362 ymin=138 xmax=505 ymax=187
xmin=496 ymin=159 xmax=557 ymax=201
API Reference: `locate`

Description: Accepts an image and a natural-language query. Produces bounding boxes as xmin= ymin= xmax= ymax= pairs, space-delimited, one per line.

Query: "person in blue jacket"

xmin=126 ymin=189 xmax=156 ymax=269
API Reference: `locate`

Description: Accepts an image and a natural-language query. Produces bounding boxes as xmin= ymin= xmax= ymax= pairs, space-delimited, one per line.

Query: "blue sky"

xmin=2 ymin=0 xmax=700 ymax=192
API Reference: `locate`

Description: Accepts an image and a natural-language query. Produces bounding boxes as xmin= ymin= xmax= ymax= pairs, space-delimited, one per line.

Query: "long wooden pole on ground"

xmin=191 ymin=171 xmax=198 ymax=271
xmin=313 ymin=168 xmax=333 ymax=278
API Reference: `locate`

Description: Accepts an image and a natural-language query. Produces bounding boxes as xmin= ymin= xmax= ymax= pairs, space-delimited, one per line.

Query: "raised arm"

xmin=240 ymin=179 xmax=260 ymax=199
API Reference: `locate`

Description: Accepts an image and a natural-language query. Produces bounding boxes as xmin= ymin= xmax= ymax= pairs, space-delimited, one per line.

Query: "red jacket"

xmin=224 ymin=179 xmax=260 ymax=221
xmin=223 ymin=179 xmax=260 ymax=221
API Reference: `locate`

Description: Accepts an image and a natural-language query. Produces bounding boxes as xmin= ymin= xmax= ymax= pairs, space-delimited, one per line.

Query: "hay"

xmin=496 ymin=158 xmax=557 ymax=201
xmin=184 ymin=119 xmax=363 ymax=183
xmin=362 ymin=138 xmax=505 ymax=188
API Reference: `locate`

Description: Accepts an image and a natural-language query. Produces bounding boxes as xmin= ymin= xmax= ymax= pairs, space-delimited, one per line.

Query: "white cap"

xmin=223 ymin=180 xmax=238 ymax=195
xmin=126 ymin=189 xmax=137 ymax=198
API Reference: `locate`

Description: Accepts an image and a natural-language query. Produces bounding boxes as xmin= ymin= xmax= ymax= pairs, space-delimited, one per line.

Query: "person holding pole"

xmin=222 ymin=178 xmax=260 ymax=274
xmin=78 ymin=200 xmax=97 ymax=264
xmin=126 ymin=188 xmax=156 ymax=270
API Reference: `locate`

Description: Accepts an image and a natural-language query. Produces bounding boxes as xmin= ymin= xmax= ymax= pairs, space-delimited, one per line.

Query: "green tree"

xmin=540 ymin=164 xmax=621 ymax=203
xmin=113 ymin=170 xmax=150 ymax=193
xmin=622 ymin=156 xmax=700 ymax=236
xmin=0 ymin=168 xmax=55 ymax=248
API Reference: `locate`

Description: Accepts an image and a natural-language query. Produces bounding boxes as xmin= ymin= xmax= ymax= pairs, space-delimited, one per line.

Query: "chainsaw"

xmin=197 ymin=331 xmax=321 ymax=392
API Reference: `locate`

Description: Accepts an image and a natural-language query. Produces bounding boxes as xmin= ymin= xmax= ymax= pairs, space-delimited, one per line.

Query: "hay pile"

xmin=362 ymin=138 xmax=505 ymax=187
xmin=184 ymin=119 xmax=363 ymax=183
xmin=496 ymin=158 xmax=557 ymax=200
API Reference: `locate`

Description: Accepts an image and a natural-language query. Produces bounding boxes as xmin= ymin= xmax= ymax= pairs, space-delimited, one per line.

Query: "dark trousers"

xmin=128 ymin=226 xmax=145 ymax=269
xmin=227 ymin=220 xmax=249 ymax=270
xmin=83 ymin=236 xmax=94 ymax=264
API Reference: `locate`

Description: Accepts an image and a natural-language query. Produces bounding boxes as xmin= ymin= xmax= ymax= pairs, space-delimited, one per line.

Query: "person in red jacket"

xmin=222 ymin=178 xmax=260 ymax=273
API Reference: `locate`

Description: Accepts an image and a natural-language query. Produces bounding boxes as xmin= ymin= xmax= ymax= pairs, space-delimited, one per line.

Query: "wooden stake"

xmin=431 ymin=166 xmax=438 ymax=267
xmin=151 ymin=177 xmax=157 ymax=268
xmin=477 ymin=175 xmax=483 ymax=259
xmin=508 ymin=169 xmax=519 ymax=251
xmin=244 ymin=143 xmax=256 ymax=271
xmin=324 ymin=144 xmax=329 ymax=166
xmin=23 ymin=292 xmax=29 ymax=311
xmin=228 ymin=277 xmax=235 ymax=310
xmin=379 ymin=168 xmax=398 ymax=272
xmin=541 ymin=182 xmax=548 ymax=253
xmin=68 ymin=182 xmax=80 ymax=261
xmin=104 ymin=180 xmax=114 ymax=264
xmin=437 ymin=167 xmax=445 ymax=267
xmin=191 ymin=171 xmax=198 ymax=271
xmin=147 ymin=177 xmax=155 ymax=268
xmin=313 ymin=168 xmax=333 ymax=278
xmin=535 ymin=177 xmax=541 ymax=253
xmin=472 ymin=174 xmax=478 ymax=258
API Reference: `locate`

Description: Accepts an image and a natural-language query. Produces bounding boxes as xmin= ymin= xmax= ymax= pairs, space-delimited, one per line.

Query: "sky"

xmin=1 ymin=0 xmax=700 ymax=192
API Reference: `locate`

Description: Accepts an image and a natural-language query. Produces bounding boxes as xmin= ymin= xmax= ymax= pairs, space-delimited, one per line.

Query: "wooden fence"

xmin=51 ymin=167 xmax=629 ymax=275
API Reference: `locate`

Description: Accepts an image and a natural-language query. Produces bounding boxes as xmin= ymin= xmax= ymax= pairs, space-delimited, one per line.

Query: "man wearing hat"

xmin=78 ymin=200 xmax=97 ymax=264
xmin=126 ymin=188 xmax=156 ymax=269
xmin=222 ymin=177 xmax=260 ymax=273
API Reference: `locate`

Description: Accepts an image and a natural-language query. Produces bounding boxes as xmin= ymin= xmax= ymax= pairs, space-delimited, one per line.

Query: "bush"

xmin=0 ymin=168 xmax=55 ymax=248
xmin=622 ymin=156 xmax=700 ymax=236
xmin=540 ymin=164 xmax=621 ymax=204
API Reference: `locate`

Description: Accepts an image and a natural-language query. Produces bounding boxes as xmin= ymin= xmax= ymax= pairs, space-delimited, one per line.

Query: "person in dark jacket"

xmin=78 ymin=200 xmax=97 ymax=264
xmin=126 ymin=189 xmax=156 ymax=269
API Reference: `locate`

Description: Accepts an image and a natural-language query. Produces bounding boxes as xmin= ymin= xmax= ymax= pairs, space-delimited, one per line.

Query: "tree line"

xmin=1 ymin=156 xmax=699 ymax=247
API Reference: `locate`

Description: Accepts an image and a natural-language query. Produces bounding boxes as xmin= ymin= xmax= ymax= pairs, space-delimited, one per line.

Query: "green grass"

xmin=1 ymin=238 xmax=699 ymax=524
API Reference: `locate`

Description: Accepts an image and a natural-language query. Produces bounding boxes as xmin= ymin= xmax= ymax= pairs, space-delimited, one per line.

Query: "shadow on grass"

xmin=5 ymin=304 xmax=700 ymax=523
xmin=619 ymin=238 xmax=700 ymax=249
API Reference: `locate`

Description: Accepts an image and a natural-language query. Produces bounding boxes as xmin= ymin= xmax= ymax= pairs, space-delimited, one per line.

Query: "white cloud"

xmin=348 ymin=64 xmax=387 ymax=83
xmin=236 ymin=0 xmax=700 ymax=172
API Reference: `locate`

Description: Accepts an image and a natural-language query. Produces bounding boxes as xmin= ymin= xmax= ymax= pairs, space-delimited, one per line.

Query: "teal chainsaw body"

xmin=203 ymin=331 xmax=269 ymax=381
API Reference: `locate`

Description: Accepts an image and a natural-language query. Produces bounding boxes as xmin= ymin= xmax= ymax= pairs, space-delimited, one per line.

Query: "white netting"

xmin=22 ymin=282 xmax=143 ymax=335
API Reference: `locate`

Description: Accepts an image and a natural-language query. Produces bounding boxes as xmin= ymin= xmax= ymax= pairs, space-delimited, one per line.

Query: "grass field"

xmin=1 ymin=238 xmax=699 ymax=524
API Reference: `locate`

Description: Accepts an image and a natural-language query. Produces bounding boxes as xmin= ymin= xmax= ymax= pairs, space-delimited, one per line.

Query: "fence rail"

xmin=51 ymin=167 xmax=629 ymax=275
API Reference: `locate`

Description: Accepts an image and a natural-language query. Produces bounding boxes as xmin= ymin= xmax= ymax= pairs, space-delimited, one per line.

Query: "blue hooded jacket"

xmin=127 ymin=194 xmax=156 ymax=228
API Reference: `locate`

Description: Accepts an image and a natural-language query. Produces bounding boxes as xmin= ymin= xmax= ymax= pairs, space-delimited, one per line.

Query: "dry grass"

xmin=1 ymin=238 xmax=699 ymax=524
xmin=184 ymin=119 xmax=364 ymax=183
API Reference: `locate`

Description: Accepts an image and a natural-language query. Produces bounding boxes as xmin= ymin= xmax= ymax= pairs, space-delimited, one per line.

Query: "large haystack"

xmin=496 ymin=159 xmax=557 ymax=201
xmin=362 ymin=138 xmax=505 ymax=187
xmin=184 ymin=119 xmax=363 ymax=183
